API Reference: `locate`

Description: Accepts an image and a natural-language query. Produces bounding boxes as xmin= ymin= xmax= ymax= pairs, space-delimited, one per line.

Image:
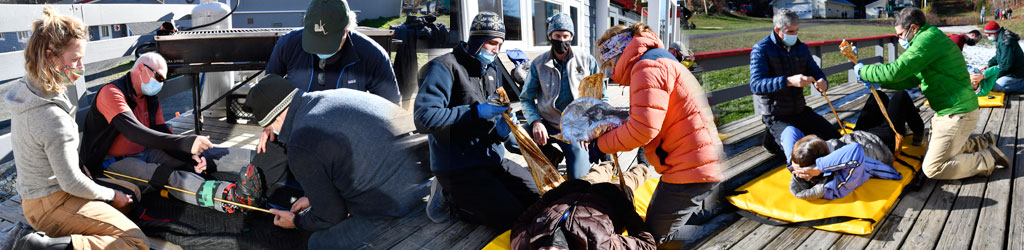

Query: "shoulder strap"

xmin=737 ymin=210 xmax=876 ymax=228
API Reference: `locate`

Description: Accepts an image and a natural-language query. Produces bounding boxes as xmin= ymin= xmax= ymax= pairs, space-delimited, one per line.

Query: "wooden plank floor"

xmin=697 ymin=94 xmax=1024 ymax=250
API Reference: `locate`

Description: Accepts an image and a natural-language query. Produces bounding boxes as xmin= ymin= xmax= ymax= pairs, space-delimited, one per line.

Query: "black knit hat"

xmin=244 ymin=75 xmax=298 ymax=127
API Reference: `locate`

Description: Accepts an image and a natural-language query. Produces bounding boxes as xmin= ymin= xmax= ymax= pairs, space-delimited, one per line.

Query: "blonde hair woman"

xmin=592 ymin=22 xmax=724 ymax=248
xmin=3 ymin=7 xmax=147 ymax=250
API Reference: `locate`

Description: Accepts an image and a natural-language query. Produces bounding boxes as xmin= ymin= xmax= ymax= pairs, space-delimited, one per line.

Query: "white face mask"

xmin=782 ymin=33 xmax=798 ymax=46
xmin=136 ymin=71 xmax=163 ymax=96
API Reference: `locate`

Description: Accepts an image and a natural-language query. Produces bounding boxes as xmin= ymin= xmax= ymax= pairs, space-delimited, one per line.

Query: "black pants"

xmin=763 ymin=106 xmax=843 ymax=153
xmin=856 ymin=89 xmax=925 ymax=138
xmin=433 ymin=159 xmax=541 ymax=229
xmin=249 ymin=140 xmax=303 ymax=208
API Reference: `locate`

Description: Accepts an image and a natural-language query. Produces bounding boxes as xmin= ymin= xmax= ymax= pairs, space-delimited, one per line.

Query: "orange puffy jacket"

xmin=596 ymin=31 xmax=724 ymax=184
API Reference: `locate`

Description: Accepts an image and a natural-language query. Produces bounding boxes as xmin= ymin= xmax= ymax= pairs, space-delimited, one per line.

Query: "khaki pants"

xmin=922 ymin=110 xmax=994 ymax=179
xmin=579 ymin=162 xmax=651 ymax=191
xmin=21 ymin=191 xmax=148 ymax=250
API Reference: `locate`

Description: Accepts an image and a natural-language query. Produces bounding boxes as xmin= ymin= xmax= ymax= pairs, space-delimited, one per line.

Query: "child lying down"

xmin=781 ymin=126 xmax=903 ymax=200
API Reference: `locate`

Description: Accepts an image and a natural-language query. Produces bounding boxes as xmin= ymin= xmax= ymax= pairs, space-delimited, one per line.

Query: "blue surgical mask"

xmin=477 ymin=49 xmax=496 ymax=66
xmin=316 ymin=52 xmax=336 ymax=60
xmin=782 ymin=33 xmax=798 ymax=46
xmin=988 ymin=35 xmax=997 ymax=41
xmin=898 ymin=38 xmax=910 ymax=50
xmin=141 ymin=77 xmax=163 ymax=96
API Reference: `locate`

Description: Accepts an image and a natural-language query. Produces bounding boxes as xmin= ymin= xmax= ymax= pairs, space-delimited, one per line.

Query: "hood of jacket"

xmin=610 ymin=31 xmax=664 ymax=86
xmin=5 ymin=78 xmax=74 ymax=117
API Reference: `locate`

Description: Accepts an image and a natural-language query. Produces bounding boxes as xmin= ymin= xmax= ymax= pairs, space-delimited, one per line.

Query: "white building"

xmin=770 ymin=0 xmax=855 ymax=19
xmin=456 ymin=0 xmax=594 ymax=53
xmin=865 ymin=0 xmax=887 ymax=18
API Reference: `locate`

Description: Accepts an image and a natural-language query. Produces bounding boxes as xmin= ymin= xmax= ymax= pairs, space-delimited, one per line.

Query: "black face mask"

xmin=550 ymin=38 xmax=571 ymax=55
xmin=966 ymin=37 xmax=977 ymax=46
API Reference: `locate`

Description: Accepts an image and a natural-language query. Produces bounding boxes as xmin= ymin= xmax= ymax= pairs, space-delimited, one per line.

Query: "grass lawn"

xmin=693 ymin=24 xmax=896 ymax=125
xmin=686 ymin=14 xmax=774 ymax=35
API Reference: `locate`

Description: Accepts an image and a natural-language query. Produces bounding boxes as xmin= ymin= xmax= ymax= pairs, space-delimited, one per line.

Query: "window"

xmin=100 ymin=25 xmax=112 ymax=40
xmin=533 ymin=1 xmax=561 ymax=46
xmin=570 ymin=6 xmax=578 ymax=46
xmin=0 ymin=33 xmax=5 ymax=41
xmin=17 ymin=31 xmax=30 ymax=42
xmin=478 ymin=0 xmax=523 ymax=41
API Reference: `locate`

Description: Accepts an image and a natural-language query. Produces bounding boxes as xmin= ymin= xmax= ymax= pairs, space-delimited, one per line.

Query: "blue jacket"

xmin=277 ymin=89 xmax=429 ymax=231
xmin=414 ymin=42 xmax=509 ymax=172
xmin=266 ymin=29 xmax=401 ymax=103
xmin=749 ymin=33 xmax=825 ymax=116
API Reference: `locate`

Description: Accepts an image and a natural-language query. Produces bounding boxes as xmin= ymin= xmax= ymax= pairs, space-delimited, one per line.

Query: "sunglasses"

xmin=141 ymin=63 xmax=166 ymax=83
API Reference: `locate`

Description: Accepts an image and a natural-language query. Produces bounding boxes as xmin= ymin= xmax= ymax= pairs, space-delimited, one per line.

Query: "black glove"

xmin=588 ymin=141 xmax=610 ymax=164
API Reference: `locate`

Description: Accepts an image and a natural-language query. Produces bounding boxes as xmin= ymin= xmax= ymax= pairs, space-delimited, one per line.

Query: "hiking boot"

xmin=13 ymin=232 xmax=70 ymax=250
xmin=983 ymin=132 xmax=998 ymax=147
xmin=425 ymin=178 xmax=451 ymax=223
xmin=986 ymin=145 xmax=1010 ymax=171
xmin=911 ymin=132 xmax=927 ymax=146
xmin=223 ymin=164 xmax=265 ymax=213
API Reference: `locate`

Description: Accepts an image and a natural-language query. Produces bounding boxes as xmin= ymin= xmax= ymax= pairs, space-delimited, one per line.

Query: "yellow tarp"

xmin=926 ymin=91 xmax=1005 ymax=108
xmin=726 ymin=139 xmax=925 ymax=235
xmin=482 ymin=178 xmax=661 ymax=250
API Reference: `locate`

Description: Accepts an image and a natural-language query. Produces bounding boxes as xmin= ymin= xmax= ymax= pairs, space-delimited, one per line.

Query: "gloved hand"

xmin=476 ymin=103 xmax=509 ymax=120
xmin=495 ymin=118 xmax=512 ymax=137
xmin=853 ymin=62 xmax=864 ymax=76
xmin=853 ymin=63 xmax=878 ymax=88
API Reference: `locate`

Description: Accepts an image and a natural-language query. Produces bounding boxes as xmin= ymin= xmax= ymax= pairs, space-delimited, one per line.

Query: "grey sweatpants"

xmin=105 ymin=149 xmax=233 ymax=212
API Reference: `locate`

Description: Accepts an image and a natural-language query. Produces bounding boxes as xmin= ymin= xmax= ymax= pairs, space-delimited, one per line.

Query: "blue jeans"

xmin=522 ymin=121 xmax=594 ymax=180
xmin=994 ymin=76 xmax=1024 ymax=93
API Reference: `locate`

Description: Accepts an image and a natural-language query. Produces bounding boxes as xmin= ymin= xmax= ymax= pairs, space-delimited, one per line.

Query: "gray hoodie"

xmin=4 ymin=78 xmax=114 ymax=201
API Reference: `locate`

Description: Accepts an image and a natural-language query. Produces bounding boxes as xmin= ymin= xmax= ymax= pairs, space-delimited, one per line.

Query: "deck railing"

xmin=695 ymin=34 xmax=900 ymax=106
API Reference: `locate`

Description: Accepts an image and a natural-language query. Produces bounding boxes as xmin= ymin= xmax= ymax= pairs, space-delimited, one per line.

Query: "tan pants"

xmin=922 ymin=110 xmax=994 ymax=179
xmin=21 ymin=191 xmax=148 ymax=250
xmin=579 ymin=161 xmax=651 ymax=191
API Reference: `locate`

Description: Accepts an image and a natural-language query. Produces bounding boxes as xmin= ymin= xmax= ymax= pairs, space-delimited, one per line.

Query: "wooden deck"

xmin=697 ymin=94 xmax=1024 ymax=250
xmin=1 ymin=81 xmax=1020 ymax=249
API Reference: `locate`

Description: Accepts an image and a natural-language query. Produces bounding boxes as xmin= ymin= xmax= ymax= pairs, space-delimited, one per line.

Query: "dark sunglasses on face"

xmin=141 ymin=63 xmax=166 ymax=83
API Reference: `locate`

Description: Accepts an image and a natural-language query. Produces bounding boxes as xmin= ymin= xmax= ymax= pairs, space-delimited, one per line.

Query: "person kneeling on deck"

xmin=415 ymin=12 xmax=541 ymax=227
xmin=520 ymin=13 xmax=604 ymax=180
xmin=511 ymin=162 xmax=657 ymax=250
xmin=245 ymin=75 xmax=430 ymax=249
xmin=783 ymin=127 xmax=902 ymax=200
xmin=592 ymin=22 xmax=724 ymax=249
xmin=750 ymin=8 xmax=842 ymax=155
xmin=3 ymin=7 xmax=146 ymax=249
xmin=853 ymin=7 xmax=1009 ymax=180
xmin=80 ymin=52 xmax=264 ymax=214
xmin=974 ymin=21 xmax=1024 ymax=94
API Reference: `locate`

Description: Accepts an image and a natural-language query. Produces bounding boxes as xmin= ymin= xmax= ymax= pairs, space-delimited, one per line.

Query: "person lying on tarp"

xmin=782 ymin=126 xmax=903 ymax=200
xmin=510 ymin=162 xmax=656 ymax=250
xmin=244 ymin=75 xmax=430 ymax=249
xmin=782 ymin=87 xmax=932 ymax=200
xmin=80 ymin=52 xmax=264 ymax=214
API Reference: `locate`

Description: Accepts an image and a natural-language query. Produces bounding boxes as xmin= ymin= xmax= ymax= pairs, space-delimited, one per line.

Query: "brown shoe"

xmin=986 ymin=145 xmax=1010 ymax=174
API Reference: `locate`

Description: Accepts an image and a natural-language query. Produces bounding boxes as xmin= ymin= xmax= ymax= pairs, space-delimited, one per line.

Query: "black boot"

xmin=13 ymin=232 xmax=71 ymax=250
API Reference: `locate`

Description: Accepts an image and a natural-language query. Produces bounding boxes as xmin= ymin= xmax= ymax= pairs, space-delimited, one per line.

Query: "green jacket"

xmin=986 ymin=29 xmax=1024 ymax=79
xmin=860 ymin=23 xmax=977 ymax=116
